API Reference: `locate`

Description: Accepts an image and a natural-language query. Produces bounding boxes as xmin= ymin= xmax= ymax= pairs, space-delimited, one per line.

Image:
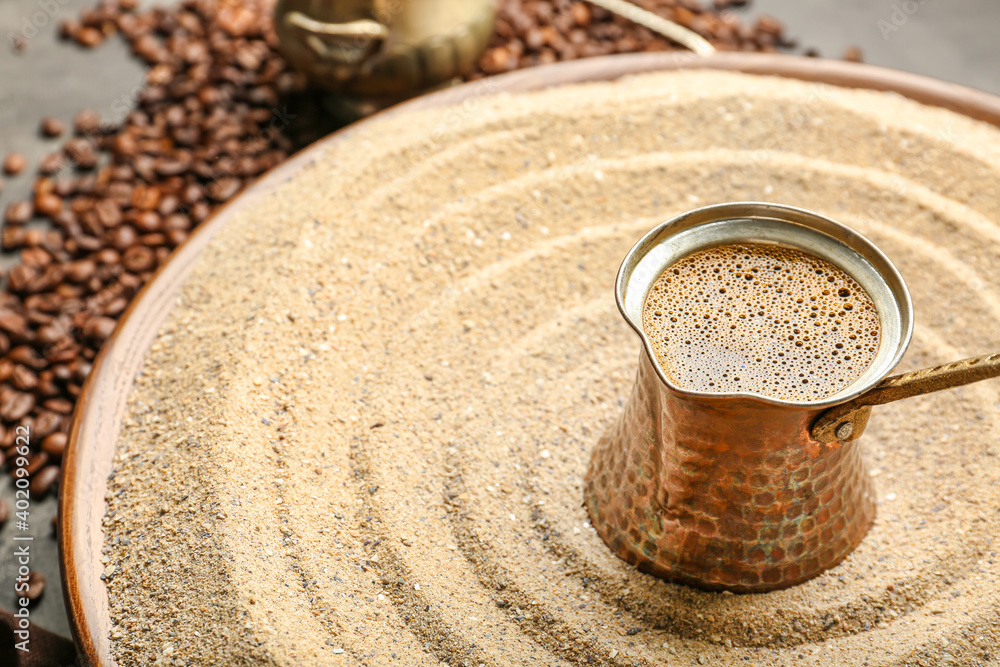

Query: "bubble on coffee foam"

xmin=642 ymin=242 xmax=881 ymax=401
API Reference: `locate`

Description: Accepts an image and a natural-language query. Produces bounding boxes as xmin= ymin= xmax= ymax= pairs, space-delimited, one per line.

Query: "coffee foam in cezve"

xmin=642 ymin=242 xmax=881 ymax=401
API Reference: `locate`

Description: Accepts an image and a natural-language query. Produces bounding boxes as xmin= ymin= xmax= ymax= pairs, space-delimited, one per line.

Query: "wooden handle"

xmin=812 ymin=352 xmax=1000 ymax=443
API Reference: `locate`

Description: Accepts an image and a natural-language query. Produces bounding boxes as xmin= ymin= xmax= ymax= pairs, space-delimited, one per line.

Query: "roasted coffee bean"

xmin=71 ymin=359 xmax=92 ymax=383
xmin=74 ymin=109 xmax=101 ymax=135
xmin=24 ymin=451 xmax=49 ymax=476
xmin=0 ymin=310 xmax=29 ymax=338
xmin=10 ymin=346 xmax=47 ymax=369
xmin=83 ymin=316 xmax=117 ymax=341
xmin=134 ymin=210 xmax=162 ymax=232
xmin=65 ymin=138 xmax=98 ymax=169
xmin=2 ymin=227 xmax=26 ymax=251
xmin=5 ymin=200 xmax=33 ymax=224
xmin=93 ymin=248 xmax=120 ymax=265
xmin=3 ymin=153 xmax=27 ymax=175
xmin=43 ymin=398 xmax=73 ymax=415
xmin=0 ymin=389 xmax=35 ymax=421
xmin=21 ymin=247 xmax=52 ymax=268
xmin=22 ymin=229 xmax=46 ymax=247
xmin=33 ymin=410 xmax=62 ymax=438
xmin=166 ymin=228 xmax=189 ymax=246
xmin=76 ymin=26 xmax=103 ymax=47
xmin=24 ymin=571 xmax=46 ymax=602
xmin=131 ymin=183 xmax=161 ymax=210
xmin=37 ymin=373 xmax=61 ymax=397
xmin=139 ymin=233 xmax=167 ymax=247
xmin=59 ymin=18 xmax=80 ymax=40
xmin=35 ymin=325 xmax=64 ymax=346
xmin=109 ymin=225 xmax=138 ymax=251
xmin=12 ymin=365 xmax=39 ymax=391
xmin=66 ymin=259 xmax=97 ymax=283
xmin=103 ymin=297 xmax=129 ymax=317
xmin=38 ymin=152 xmax=66 ymax=175
xmin=7 ymin=266 xmax=34 ymax=291
xmin=0 ymin=497 xmax=8 ymax=526
xmin=40 ymin=117 xmax=66 ymax=138
xmin=122 ymin=245 xmax=156 ymax=272
xmin=42 ymin=433 xmax=69 ymax=459
xmin=30 ymin=465 xmax=60 ymax=499
xmin=35 ymin=192 xmax=63 ymax=217
xmin=95 ymin=199 xmax=123 ymax=227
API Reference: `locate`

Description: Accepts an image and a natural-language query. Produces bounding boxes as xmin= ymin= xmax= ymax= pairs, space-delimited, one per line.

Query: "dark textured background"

xmin=0 ymin=0 xmax=998 ymax=642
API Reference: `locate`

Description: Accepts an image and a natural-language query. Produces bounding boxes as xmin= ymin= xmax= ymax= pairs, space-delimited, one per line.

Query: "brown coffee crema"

xmin=642 ymin=242 xmax=881 ymax=401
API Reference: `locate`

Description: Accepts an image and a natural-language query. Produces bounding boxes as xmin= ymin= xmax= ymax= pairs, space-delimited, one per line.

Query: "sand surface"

xmin=103 ymin=70 xmax=1000 ymax=666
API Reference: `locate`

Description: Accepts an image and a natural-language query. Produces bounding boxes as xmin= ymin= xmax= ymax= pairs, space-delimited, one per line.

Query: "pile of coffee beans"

xmin=0 ymin=0 xmax=332 ymax=506
xmin=473 ymin=0 xmax=812 ymax=75
xmin=0 ymin=0 xmax=819 ymax=509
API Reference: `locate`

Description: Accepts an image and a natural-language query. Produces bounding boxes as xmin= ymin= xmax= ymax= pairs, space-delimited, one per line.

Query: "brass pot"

xmin=275 ymin=0 xmax=495 ymax=106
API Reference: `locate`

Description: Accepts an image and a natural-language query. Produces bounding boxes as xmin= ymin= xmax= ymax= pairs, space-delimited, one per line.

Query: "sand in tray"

xmin=104 ymin=70 xmax=1000 ymax=666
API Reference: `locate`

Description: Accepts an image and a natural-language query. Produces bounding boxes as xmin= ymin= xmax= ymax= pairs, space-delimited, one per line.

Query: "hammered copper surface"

xmin=584 ymin=350 xmax=876 ymax=593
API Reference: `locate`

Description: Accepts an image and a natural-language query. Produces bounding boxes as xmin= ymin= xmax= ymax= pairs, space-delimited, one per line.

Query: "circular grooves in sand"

xmin=100 ymin=70 xmax=1000 ymax=666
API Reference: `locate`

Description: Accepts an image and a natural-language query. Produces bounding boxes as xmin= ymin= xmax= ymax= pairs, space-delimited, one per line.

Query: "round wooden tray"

xmin=59 ymin=52 xmax=1000 ymax=666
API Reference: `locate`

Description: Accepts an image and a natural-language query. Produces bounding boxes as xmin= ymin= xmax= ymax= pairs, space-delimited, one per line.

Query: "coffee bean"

xmin=40 ymin=117 xmax=66 ymax=138
xmin=25 ymin=571 xmax=46 ymax=602
xmin=21 ymin=248 xmax=52 ymax=269
xmin=35 ymin=325 xmax=64 ymax=346
xmin=38 ymin=152 xmax=66 ymax=175
xmin=65 ymin=138 xmax=98 ymax=170
xmin=66 ymin=259 xmax=97 ymax=283
xmin=76 ymin=26 xmax=103 ymax=47
xmin=109 ymin=225 xmax=138 ymax=251
xmin=59 ymin=19 xmax=80 ymax=40
xmin=2 ymin=228 xmax=25 ymax=253
xmin=34 ymin=410 xmax=62 ymax=438
xmin=131 ymin=184 xmax=161 ymax=210
xmin=0 ymin=389 xmax=35 ymax=421
xmin=0 ymin=311 xmax=29 ymax=338
xmin=10 ymin=346 xmax=47 ymax=369
xmin=30 ymin=465 xmax=61 ymax=499
xmin=122 ymin=246 xmax=156 ymax=272
xmin=95 ymin=199 xmax=123 ymax=227
xmin=83 ymin=316 xmax=117 ymax=341
xmin=24 ymin=451 xmax=49 ymax=476
xmin=166 ymin=228 xmax=189 ymax=246
xmin=93 ymin=248 xmax=120 ymax=265
xmin=0 ymin=497 xmax=8 ymax=525
xmin=35 ymin=192 xmax=63 ymax=217
xmin=103 ymin=297 xmax=129 ymax=317
xmin=5 ymin=201 xmax=33 ymax=224
xmin=43 ymin=398 xmax=73 ymax=415
xmin=134 ymin=210 xmax=162 ymax=232
xmin=7 ymin=266 xmax=34 ymax=292
xmin=71 ymin=360 xmax=92 ymax=383
xmin=4 ymin=153 xmax=28 ymax=175
xmin=12 ymin=365 xmax=38 ymax=391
